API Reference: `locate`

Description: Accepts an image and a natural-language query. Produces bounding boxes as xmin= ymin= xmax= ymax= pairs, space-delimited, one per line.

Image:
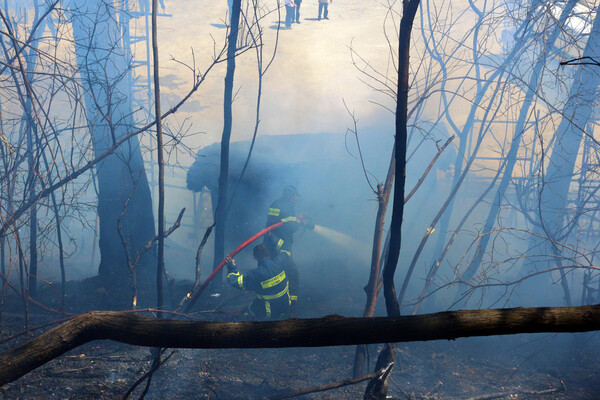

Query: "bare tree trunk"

xmin=50 ymin=196 xmax=65 ymax=311
xmin=0 ymin=4 xmax=42 ymax=299
xmin=353 ymin=148 xmax=395 ymax=378
xmin=399 ymin=76 xmax=508 ymax=310
xmin=429 ymin=0 xmax=488 ymax=263
xmin=0 ymin=7 xmax=42 ymax=318
xmin=364 ymin=150 xmax=396 ymax=318
xmin=16 ymin=238 xmax=29 ymax=329
xmin=429 ymin=0 xmax=543 ymax=267
xmin=37 ymin=131 xmax=67 ymax=310
xmin=365 ymin=1 xmax=420 ymax=398
xmin=214 ymin=0 xmax=243 ymax=289
xmin=69 ymin=0 xmax=156 ymax=299
xmin=151 ymin=0 xmax=165 ymax=316
xmin=0 ymin=236 xmax=4 ymax=278
xmin=27 ymin=194 xmax=37 ymax=299
xmin=2 ymin=305 xmax=599 ymax=387
xmin=141 ymin=4 xmax=166 ymax=392
xmin=535 ymin=9 xmax=600 ymax=239
xmin=26 ymin=126 xmax=37 ymax=300
xmin=413 ymin=157 xmax=507 ymax=314
xmin=25 ymin=2 xmax=41 ymax=300
xmin=458 ymin=0 xmax=579 ymax=289
xmin=354 ymin=136 xmax=454 ymax=376
xmin=525 ymin=4 xmax=600 ymax=307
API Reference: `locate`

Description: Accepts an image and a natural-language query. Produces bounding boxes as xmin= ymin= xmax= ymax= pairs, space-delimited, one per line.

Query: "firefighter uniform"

xmin=264 ymin=195 xmax=301 ymax=255
xmin=264 ymin=193 xmax=301 ymax=304
xmin=227 ymin=257 xmax=291 ymax=320
xmin=274 ymin=249 xmax=298 ymax=303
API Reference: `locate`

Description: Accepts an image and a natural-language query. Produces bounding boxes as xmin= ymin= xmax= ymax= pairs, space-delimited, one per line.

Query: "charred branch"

xmin=256 ymin=366 xmax=391 ymax=400
xmin=1 ymin=305 xmax=600 ymax=386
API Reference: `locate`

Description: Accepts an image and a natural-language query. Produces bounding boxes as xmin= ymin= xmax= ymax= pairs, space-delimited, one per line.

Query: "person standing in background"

xmin=284 ymin=0 xmax=296 ymax=29
xmin=318 ymin=0 xmax=331 ymax=20
xmin=295 ymin=0 xmax=303 ymax=23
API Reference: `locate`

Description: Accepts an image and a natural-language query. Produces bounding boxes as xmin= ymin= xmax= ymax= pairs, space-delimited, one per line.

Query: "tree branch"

xmin=1 ymin=305 xmax=600 ymax=386
xmin=256 ymin=366 xmax=390 ymax=400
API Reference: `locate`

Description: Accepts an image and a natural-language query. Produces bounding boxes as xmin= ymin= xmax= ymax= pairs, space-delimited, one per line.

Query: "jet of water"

xmin=312 ymin=225 xmax=370 ymax=260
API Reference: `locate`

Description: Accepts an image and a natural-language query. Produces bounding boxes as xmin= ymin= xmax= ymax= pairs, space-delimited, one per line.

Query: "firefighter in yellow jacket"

xmin=264 ymin=185 xmax=314 ymax=306
xmin=225 ymin=244 xmax=291 ymax=320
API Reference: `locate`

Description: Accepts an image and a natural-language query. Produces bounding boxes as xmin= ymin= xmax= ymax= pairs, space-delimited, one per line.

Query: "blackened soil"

xmin=1 ymin=273 xmax=599 ymax=400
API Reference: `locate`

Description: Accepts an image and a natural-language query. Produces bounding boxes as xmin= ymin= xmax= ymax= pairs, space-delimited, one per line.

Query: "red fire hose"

xmin=183 ymin=221 xmax=284 ymax=312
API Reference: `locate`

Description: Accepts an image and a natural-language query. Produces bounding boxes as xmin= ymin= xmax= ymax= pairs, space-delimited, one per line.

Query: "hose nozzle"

xmin=298 ymin=214 xmax=315 ymax=230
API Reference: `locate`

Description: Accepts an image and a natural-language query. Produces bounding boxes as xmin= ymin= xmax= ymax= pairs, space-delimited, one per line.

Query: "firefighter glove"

xmin=299 ymin=214 xmax=315 ymax=230
xmin=225 ymin=257 xmax=237 ymax=273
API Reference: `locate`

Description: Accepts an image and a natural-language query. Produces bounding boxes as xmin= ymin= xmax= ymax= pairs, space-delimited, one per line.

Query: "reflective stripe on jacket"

xmin=227 ymin=257 xmax=291 ymax=319
xmin=227 ymin=258 xmax=289 ymax=298
xmin=265 ymin=197 xmax=300 ymax=253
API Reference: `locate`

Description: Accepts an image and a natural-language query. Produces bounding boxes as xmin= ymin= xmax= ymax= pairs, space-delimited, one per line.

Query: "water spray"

xmin=312 ymin=224 xmax=370 ymax=258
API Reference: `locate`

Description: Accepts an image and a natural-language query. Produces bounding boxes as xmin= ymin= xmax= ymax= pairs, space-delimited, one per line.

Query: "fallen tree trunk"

xmin=1 ymin=305 xmax=600 ymax=386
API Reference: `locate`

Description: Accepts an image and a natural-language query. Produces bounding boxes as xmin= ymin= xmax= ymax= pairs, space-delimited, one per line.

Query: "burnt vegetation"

xmin=1 ymin=0 xmax=600 ymax=399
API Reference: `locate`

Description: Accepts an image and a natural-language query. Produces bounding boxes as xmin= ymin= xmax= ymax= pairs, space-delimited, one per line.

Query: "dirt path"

xmin=156 ymin=0 xmax=399 ymax=153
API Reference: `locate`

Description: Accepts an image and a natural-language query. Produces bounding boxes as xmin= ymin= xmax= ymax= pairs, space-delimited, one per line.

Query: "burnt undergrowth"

xmin=0 ymin=260 xmax=599 ymax=400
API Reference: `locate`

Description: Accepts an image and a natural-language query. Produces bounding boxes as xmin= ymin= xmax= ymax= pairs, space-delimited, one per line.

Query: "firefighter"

xmin=225 ymin=243 xmax=291 ymax=320
xmin=264 ymin=185 xmax=314 ymax=306
xmin=264 ymin=185 xmax=302 ymax=255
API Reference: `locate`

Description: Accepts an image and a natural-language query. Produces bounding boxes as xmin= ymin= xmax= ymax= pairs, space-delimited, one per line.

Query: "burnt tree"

xmin=69 ymin=0 xmax=156 ymax=298
xmin=364 ymin=0 xmax=420 ymax=398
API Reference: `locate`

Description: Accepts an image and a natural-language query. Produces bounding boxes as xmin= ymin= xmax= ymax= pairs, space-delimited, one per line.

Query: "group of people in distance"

xmin=283 ymin=0 xmax=333 ymax=29
xmin=225 ymin=185 xmax=315 ymax=320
